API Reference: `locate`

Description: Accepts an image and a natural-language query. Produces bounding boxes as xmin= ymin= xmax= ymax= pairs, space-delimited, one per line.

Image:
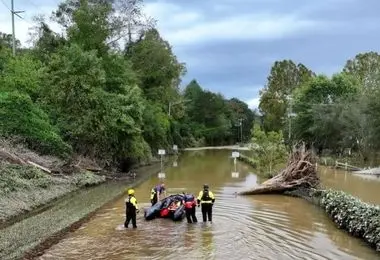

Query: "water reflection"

xmin=200 ymin=225 xmax=215 ymax=259
xmin=318 ymin=166 xmax=380 ymax=205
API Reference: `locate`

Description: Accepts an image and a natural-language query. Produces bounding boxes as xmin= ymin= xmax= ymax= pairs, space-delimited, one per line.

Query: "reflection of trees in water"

xmin=248 ymin=196 xmax=318 ymax=244
xmin=318 ymin=213 xmax=377 ymax=259
xmin=249 ymin=195 xmax=378 ymax=259
xmin=200 ymin=226 xmax=215 ymax=258
xmin=318 ymin=167 xmax=380 ymax=205
xmin=187 ymin=150 xmax=206 ymax=157
xmin=183 ymin=225 xmax=197 ymax=249
xmin=166 ymin=150 xmax=237 ymax=185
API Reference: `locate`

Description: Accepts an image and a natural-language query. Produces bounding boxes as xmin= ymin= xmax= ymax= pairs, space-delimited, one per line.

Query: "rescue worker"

xmin=197 ymin=184 xmax=215 ymax=222
xmin=124 ymin=189 xmax=139 ymax=228
xmin=150 ymin=183 xmax=166 ymax=206
xmin=182 ymin=192 xmax=198 ymax=223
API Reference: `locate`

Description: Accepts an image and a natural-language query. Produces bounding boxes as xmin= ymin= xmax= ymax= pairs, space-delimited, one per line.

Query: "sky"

xmin=1 ymin=0 xmax=380 ymax=110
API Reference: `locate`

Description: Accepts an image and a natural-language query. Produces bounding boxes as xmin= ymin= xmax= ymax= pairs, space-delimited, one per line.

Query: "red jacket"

xmin=183 ymin=194 xmax=197 ymax=209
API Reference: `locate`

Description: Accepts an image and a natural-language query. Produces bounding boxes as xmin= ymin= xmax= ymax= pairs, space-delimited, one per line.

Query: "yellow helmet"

xmin=128 ymin=189 xmax=135 ymax=195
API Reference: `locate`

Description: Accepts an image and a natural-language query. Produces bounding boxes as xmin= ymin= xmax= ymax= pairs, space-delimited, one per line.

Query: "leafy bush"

xmin=320 ymin=189 xmax=380 ymax=251
xmin=0 ymin=53 xmax=43 ymax=101
xmin=250 ymin=124 xmax=287 ymax=175
xmin=0 ymin=91 xmax=72 ymax=157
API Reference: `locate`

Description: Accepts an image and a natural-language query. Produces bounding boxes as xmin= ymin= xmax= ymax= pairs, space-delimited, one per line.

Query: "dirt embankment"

xmin=0 ymin=139 xmax=160 ymax=228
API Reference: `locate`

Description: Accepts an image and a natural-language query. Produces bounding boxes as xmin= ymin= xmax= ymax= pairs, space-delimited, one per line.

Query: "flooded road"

xmin=38 ymin=150 xmax=380 ymax=260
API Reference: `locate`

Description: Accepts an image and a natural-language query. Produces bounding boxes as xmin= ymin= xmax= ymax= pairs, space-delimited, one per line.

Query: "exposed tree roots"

xmin=239 ymin=145 xmax=320 ymax=195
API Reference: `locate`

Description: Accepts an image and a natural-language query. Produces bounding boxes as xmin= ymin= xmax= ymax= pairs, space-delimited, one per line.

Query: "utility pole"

xmin=238 ymin=118 xmax=243 ymax=143
xmin=11 ymin=0 xmax=24 ymax=56
xmin=288 ymin=97 xmax=292 ymax=141
xmin=287 ymin=95 xmax=293 ymax=148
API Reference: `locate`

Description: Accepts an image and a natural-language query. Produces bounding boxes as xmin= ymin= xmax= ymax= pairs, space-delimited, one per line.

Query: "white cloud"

xmin=171 ymin=15 xmax=317 ymax=46
xmin=245 ymin=97 xmax=260 ymax=110
xmin=143 ymin=2 xmax=324 ymax=47
xmin=144 ymin=2 xmax=202 ymax=30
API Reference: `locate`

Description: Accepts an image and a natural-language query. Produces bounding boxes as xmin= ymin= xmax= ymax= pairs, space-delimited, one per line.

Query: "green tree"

xmin=40 ymin=44 xmax=147 ymax=162
xmin=251 ymin=124 xmax=287 ymax=175
xmin=126 ymin=29 xmax=186 ymax=106
xmin=259 ymin=60 xmax=314 ymax=132
xmin=29 ymin=17 xmax=66 ymax=63
xmin=226 ymin=98 xmax=256 ymax=143
xmin=343 ymin=52 xmax=380 ymax=90
xmin=66 ymin=0 xmax=112 ymax=56
xmin=52 ymin=0 xmax=154 ymax=49
xmin=0 ymin=53 xmax=43 ymax=101
xmin=0 ymin=91 xmax=71 ymax=157
xmin=0 ymin=32 xmax=21 ymax=50
xmin=292 ymin=73 xmax=359 ymax=153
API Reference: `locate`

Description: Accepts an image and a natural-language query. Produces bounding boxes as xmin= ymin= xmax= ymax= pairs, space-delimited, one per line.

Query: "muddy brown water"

xmin=38 ymin=150 xmax=380 ymax=260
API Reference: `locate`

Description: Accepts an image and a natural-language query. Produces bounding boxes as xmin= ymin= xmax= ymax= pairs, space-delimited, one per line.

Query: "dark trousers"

xmin=185 ymin=206 xmax=198 ymax=223
xmin=124 ymin=212 xmax=137 ymax=228
xmin=201 ymin=203 xmax=212 ymax=222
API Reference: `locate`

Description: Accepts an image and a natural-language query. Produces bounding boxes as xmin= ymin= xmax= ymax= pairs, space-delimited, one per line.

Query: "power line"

xmin=24 ymin=0 xmax=39 ymax=10
xmin=0 ymin=0 xmax=9 ymax=10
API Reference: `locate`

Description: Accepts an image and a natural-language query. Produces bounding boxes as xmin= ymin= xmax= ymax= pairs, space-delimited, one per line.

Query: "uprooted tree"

xmin=238 ymin=144 xmax=380 ymax=252
xmin=239 ymin=144 xmax=319 ymax=195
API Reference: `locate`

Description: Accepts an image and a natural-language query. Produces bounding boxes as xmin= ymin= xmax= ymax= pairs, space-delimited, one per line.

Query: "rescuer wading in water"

xmin=182 ymin=192 xmax=198 ymax=223
xmin=124 ymin=189 xmax=139 ymax=228
xmin=150 ymin=183 xmax=166 ymax=206
xmin=197 ymin=184 xmax=215 ymax=222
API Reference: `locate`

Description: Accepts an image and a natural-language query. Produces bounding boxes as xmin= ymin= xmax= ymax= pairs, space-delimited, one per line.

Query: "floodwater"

xmin=38 ymin=150 xmax=380 ymax=260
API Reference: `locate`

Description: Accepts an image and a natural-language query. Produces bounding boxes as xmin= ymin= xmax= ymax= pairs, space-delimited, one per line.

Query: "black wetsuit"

xmin=124 ymin=196 xmax=138 ymax=228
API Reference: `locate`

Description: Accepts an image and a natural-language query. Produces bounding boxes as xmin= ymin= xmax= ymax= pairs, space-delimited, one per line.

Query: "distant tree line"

xmin=257 ymin=53 xmax=380 ymax=163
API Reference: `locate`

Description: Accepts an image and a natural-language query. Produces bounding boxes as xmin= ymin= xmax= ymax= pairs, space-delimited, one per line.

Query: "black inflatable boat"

xmin=144 ymin=194 xmax=186 ymax=221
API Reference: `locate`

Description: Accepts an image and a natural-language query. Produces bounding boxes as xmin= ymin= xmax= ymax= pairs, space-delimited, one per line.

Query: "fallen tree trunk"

xmin=26 ymin=161 xmax=51 ymax=173
xmin=0 ymin=149 xmax=27 ymax=165
xmin=239 ymin=146 xmax=319 ymax=195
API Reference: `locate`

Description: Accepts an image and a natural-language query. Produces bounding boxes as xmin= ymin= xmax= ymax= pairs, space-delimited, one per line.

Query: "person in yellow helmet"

xmin=197 ymin=184 xmax=215 ymax=222
xmin=124 ymin=188 xmax=139 ymax=228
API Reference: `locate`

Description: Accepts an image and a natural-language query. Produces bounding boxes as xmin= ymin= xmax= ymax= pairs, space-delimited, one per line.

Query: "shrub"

xmin=320 ymin=189 xmax=380 ymax=251
xmin=0 ymin=91 xmax=72 ymax=157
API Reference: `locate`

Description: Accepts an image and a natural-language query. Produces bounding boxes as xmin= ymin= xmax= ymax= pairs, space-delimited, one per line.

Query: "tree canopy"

xmin=0 ymin=0 xmax=256 ymax=169
xmin=256 ymin=53 xmax=380 ymax=164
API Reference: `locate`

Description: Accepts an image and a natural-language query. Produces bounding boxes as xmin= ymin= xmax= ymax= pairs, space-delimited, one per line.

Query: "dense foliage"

xmin=258 ymin=53 xmax=380 ymax=163
xmin=0 ymin=0 xmax=255 ymax=169
xmin=319 ymin=189 xmax=380 ymax=251
xmin=250 ymin=124 xmax=287 ymax=175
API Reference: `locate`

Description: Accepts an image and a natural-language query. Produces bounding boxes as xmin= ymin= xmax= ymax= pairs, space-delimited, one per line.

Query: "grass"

xmin=0 ymin=163 xmax=105 ymax=224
